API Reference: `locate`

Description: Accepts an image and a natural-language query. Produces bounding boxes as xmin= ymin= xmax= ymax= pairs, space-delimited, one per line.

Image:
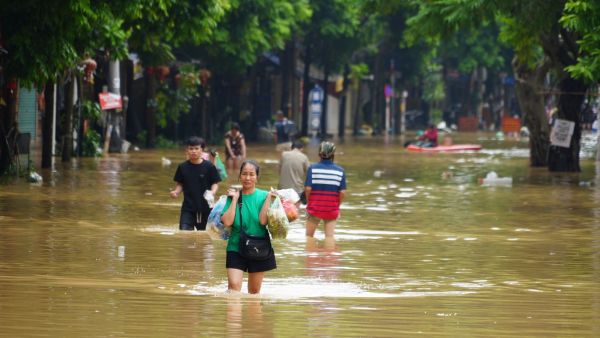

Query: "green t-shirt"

xmin=221 ymin=188 xmax=269 ymax=252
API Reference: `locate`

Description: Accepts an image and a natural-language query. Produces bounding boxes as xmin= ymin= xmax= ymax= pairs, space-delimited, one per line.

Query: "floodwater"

xmin=1 ymin=132 xmax=599 ymax=337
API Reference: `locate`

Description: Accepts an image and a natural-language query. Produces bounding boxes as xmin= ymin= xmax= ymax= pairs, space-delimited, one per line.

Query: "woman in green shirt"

xmin=221 ymin=160 xmax=276 ymax=294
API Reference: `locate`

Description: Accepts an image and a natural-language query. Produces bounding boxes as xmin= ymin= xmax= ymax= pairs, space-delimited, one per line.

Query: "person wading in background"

xmin=278 ymin=141 xmax=310 ymax=204
xmin=304 ymin=141 xmax=346 ymax=240
xmin=170 ymin=136 xmax=221 ymax=230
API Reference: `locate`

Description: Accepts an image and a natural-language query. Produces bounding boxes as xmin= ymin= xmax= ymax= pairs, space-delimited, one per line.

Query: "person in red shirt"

xmin=418 ymin=124 xmax=438 ymax=147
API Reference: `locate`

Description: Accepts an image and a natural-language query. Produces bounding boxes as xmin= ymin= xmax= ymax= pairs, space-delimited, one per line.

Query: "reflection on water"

xmin=1 ymin=133 xmax=600 ymax=336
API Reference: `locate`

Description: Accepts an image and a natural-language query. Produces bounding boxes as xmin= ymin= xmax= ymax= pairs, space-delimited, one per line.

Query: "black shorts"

xmin=226 ymin=250 xmax=277 ymax=273
xmin=179 ymin=209 xmax=210 ymax=231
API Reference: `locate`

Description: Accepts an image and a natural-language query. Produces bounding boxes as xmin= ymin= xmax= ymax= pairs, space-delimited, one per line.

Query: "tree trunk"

xmin=0 ymin=82 xmax=18 ymax=175
xmin=301 ymin=44 xmax=311 ymax=136
xmin=76 ymin=75 xmax=84 ymax=156
xmin=547 ymin=76 xmax=587 ymax=172
xmin=145 ymin=73 xmax=157 ymax=148
xmin=372 ymin=48 xmax=383 ymax=133
xmin=353 ymin=81 xmax=362 ymax=136
xmin=201 ymin=86 xmax=209 ymax=141
xmin=61 ymin=74 xmax=75 ymax=162
xmin=280 ymin=39 xmax=293 ymax=116
xmin=42 ymin=82 xmax=55 ymax=168
xmin=290 ymin=39 xmax=299 ymax=123
xmin=338 ymin=64 xmax=350 ymax=138
xmin=513 ymin=58 xmax=550 ymax=167
xmin=321 ymin=64 xmax=330 ymax=138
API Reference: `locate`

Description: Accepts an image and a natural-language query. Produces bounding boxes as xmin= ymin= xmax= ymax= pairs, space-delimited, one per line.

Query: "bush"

xmin=155 ymin=135 xmax=178 ymax=149
xmin=82 ymin=129 xmax=102 ymax=157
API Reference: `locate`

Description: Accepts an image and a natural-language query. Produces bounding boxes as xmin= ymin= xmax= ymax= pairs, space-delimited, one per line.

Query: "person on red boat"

xmin=418 ymin=124 xmax=438 ymax=147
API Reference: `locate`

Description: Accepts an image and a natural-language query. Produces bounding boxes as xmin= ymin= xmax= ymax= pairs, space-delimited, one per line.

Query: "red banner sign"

xmin=98 ymin=92 xmax=122 ymax=110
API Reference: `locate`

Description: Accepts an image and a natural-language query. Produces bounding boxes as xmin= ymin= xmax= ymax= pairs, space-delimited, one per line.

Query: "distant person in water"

xmin=170 ymin=136 xmax=222 ymax=231
xmin=274 ymin=110 xmax=295 ymax=152
xmin=224 ymin=122 xmax=246 ymax=171
xmin=405 ymin=124 xmax=438 ymax=148
xmin=278 ymin=141 xmax=310 ymax=204
xmin=418 ymin=124 xmax=438 ymax=147
xmin=304 ymin=141 xmax=347 ymax=241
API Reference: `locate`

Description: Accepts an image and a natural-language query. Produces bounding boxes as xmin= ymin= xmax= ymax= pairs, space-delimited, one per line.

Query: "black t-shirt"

xmin=173 ymin=160 xmax=221 ymax=212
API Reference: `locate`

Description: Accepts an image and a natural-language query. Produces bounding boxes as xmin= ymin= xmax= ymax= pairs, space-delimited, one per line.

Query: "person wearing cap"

xmin=304 ymin=141 xmax=347 ymax=239
xmin=274 ymin=110 xmax=295 ymax=152
xmin=278 ymin=141 xmax=310 ymax=204
xmin=224 ymin=122 xmax=246 ymax=171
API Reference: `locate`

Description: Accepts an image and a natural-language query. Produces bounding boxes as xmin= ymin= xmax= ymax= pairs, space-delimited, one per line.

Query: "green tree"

xmin=299 ymin=0 xmax=363 ymax=136
xmin=0 ymin=0 xmax=228 ymax=174
xmin=0 ymin=1 xmax=131 ymax=175
xmin=403 ymin=0 xmax=589 ymax=171
xmin=560 ymin=0 xmax=600 ymax=83
xmin=123 ymin=0 xmax=227 ymax=147
xmin=200 ymin=0 xmax=310 ymax=73
xmin=178 ymin=0 xmax=311 ymax=141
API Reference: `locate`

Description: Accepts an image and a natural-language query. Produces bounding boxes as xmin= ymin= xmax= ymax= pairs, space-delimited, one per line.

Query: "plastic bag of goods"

xmin=276 ymin=188 xmax=300 ymax=204
xmin=215 ymin=154 xmax=228 ymax=180
xmin=206 ymin=195 xmax=230 ymax=240
xmin=267 ymin=196 xmax=289 ymax=239
xmin=281 ymin=198 xmax=299 ymax=222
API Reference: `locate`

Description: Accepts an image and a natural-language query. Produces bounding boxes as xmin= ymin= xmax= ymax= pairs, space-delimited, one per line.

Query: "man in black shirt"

xmin=170 ymin=136 xmax=222 ymax=230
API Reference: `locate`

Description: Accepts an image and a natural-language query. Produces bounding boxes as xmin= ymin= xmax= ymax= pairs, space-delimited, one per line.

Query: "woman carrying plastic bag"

xmin=267 ymin=195 xmax=290 ymax=239
xmin=206 ymin=195 xmax=230 ymax=240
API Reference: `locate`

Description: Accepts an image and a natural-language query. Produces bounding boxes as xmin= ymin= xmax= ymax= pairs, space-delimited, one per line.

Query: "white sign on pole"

xmin=309 ymin=85 xmax=324 ymax=130
xmin=550 ymin=119 xmax=575 ymax=148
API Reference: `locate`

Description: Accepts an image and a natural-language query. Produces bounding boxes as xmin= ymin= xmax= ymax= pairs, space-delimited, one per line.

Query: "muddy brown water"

xmin=1 ymin=132 xmax=599 ymax=337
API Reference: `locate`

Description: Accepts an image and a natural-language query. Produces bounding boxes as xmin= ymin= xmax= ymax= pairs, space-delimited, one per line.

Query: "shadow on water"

xmin=1 ymin=132 xmax=600 ymax=336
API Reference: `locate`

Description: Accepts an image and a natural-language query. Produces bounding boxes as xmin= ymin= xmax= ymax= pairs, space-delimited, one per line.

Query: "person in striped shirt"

xmin=304 ymin=141 xmax=347 ymax=239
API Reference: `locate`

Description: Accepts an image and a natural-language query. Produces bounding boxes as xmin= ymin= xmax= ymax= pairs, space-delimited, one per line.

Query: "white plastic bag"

xmin=204 ymin=190 xmax=215 ymax=208
xmin=267 ymin=196 xmax=289 ymax=239
xmin=206 ymin=195 xmax=229 ymax=240
xmin=276 ymin=188 xmax=300 ymax=204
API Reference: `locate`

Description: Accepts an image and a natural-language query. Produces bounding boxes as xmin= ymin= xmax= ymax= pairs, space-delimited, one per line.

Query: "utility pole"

xmin=401 ymin=90 xmax=408 ymax=134
xmin=390 ymin=59 xmax=396 ymax=135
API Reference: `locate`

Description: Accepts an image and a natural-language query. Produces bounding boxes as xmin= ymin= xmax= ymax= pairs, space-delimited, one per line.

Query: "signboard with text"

xmin=550 ymin=119 xmax=575 ymax=148
xmin=309 ymin=85 xmax=324 ymax=130
xmin=98 ymin=92 xmax=122 ymax=110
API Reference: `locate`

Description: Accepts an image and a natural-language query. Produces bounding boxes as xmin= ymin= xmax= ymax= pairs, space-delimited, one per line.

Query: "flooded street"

xmin=1 ymin=132 xmax=600 ymax=337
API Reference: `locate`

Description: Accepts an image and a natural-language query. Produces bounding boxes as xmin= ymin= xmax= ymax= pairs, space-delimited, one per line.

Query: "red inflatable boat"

xmin=406 ymin=144 xmax=482 ymax=153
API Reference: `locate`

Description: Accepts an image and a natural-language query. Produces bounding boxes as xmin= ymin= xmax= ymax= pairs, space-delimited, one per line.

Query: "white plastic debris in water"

xmin=480 ymin=171 xmax=513 ymax=187
xmin=161 ymin=157 xmax=172 ymax=166
xmin=28 ymin=171 xmax=43 ymax=184
xmin=117 ymin=245 xmax=125 ymax=258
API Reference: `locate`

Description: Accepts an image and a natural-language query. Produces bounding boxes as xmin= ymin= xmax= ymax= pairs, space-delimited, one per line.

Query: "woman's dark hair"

xmin=231 ymin=122 xmax=240 ymax=131
xmin=239 ymin=159 xmax=260 ymax=177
